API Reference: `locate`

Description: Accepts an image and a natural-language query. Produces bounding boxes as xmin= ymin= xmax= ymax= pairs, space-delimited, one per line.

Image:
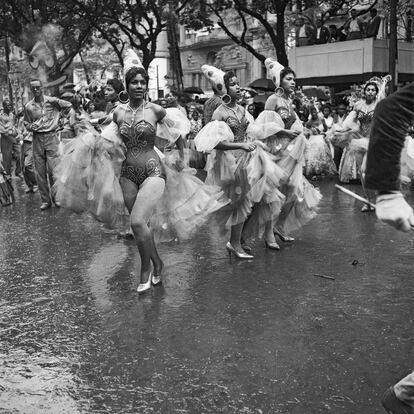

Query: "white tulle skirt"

xmin=54 ymin=128 xmax=229 ymax=241
xmin=335 ymin=131 xmax=369 ymax=183
xmin=264 ymin=133 xmax=322 ymax=234
xmin=304 ymin=134 xmax=337 ymax=178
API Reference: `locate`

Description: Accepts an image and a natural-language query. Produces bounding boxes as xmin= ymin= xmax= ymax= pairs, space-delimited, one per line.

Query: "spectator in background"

xmin=16 ymin=108 xmax=37 ymax=193
xmin=104 ymin=78 xmax=123 ymax=114
xmin=328 ymin=24 xmax=340 ymax=42
xmin=332 ymin=103 xmax=348 ymax=169
xmin=188 ymin=109 xmax=203 ymax=141
xmin=24 ymin=79 xmax=72 ymax=210
xmin=314 ymin=19 xmax=331 ymax=44
xmin=365 ymin=8 xmax=381 ymax=38
xmin=344 ymin=9 xmax=365 ymax=40
xmin=247 ymin=103 xmax=256 ymax=119
xmin=0 ymin=99 xmax=18 ymax=178
xmin=295 ymin=17 xmax=315 ymax=46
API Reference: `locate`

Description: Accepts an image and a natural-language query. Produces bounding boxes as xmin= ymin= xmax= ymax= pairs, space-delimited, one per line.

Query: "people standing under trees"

xmin=0 ymin=99 xmax=18 ymax=179
xmin=24 ymin=79 xmax=72 ymax=210
xmin=253 ymin=57 xmax=322 ymax=242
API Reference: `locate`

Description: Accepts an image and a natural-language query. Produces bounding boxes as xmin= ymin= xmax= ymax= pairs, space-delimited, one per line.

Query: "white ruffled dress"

xmin=250 ymin=110 xmax=322 ymax=234
xmin=54 ymin=107 xmax=229 ymax=242
xmin=194 ymin=111 xmax=286 ymax=238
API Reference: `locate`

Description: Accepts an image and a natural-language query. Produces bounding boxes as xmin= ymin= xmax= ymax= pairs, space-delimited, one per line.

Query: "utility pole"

xmin=388 ymin=0 xmax=398 ymax=93
xmin=166 ymin=2 xmax=183 ymax=93
xmin=4 ymin=35 xmax=14 ymax=107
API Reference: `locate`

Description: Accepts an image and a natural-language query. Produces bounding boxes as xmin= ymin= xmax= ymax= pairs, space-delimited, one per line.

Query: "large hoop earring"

xmin=118 ymin=90 xmax=129 ymax=104
xmin=275 ymin=87 xmax=284 ymax=97
xmin=221 ymin=94 xmax=231 ymax=104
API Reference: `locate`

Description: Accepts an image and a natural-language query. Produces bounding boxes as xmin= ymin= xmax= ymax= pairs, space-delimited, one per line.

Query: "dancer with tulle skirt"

xmin=54 ymin=50 xmax=228 ymax=293
xmin=251 ymin=58 xmax=321 ymax=242
xmin=330 ymin=76 xmax=390 ymax=211
xmin=195 ymin=66 xmax=286 ymax=257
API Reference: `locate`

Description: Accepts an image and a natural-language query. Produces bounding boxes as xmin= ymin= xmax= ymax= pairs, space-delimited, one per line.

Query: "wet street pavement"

xmin=0 ymin=177 xmax=413 ymax=414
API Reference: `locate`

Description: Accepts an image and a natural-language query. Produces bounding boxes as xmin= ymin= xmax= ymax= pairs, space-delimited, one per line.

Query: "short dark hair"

xmin=280 ymin=67 xmax=296 ymax=82
xmin=106 ymin=78 xmax=123 ymax=94
xmin=125 ymin=67 xmax=149 ymax=90
xmin=223 ymin=70 xmax=237 ymax=92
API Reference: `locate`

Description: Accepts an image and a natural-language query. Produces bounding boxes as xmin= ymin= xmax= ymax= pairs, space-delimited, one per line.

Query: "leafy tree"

xmin=0 ymin=0 xmax=95 ymax=83
xmin=181 ymin=0 xmax=380 ymax=67
xmin=69 ymin=0 xmax=192 ymax=70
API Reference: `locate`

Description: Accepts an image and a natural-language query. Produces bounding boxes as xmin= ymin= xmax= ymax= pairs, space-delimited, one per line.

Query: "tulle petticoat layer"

xmin=54 ymin=124 xmax=228 ymax=239
xmin=54 ymin=130 xmax=127 ymax=227
xmin=151 ymin=159 xmax=229 ymax=242
xmin=304 ymin=134 xmax=337 ymax=177
xmin=205 ymin=149 xmax=253 ymax=230
xmin=338 ymin=134 xmax=369 ymax=183
xmin=265 ymin=134 xmax=322 ymax=234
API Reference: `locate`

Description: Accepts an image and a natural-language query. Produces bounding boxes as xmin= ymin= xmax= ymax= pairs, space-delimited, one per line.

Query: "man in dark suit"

xmin=365 ymin=83 xmax=414 ymax=413
xmin=295 ymin=17 xmax=315 ymax=46
xmin=314 ymin=18 xmax=331 ymax=44
xmin=365 ymin=8 xmax=381 ymax=38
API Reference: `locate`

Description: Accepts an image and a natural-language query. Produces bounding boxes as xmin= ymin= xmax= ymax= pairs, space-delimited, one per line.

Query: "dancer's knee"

xmin=130 ymin=218 xmax=148 ymax=239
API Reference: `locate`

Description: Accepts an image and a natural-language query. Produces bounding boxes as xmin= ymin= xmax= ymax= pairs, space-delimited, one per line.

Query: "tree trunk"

xmin=275 ymin=4 xmax=289 ymax=66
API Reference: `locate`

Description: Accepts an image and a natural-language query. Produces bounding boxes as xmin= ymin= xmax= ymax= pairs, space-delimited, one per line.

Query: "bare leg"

xmin=149 ymin=229 xmax=163 ymax=277
xmin=120 ymin=177 xmax=165 ymax=284
xmin=230 ymin=222 xmax=245 ymax=254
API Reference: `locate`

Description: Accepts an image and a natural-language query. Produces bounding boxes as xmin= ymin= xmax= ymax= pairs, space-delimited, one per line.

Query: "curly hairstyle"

xmin=106 ymin=78 xmax=124 ymax=94
xmin=125 ymin=66 xmax=149 ymax=90
xmin=280 ymin=67 xmax=296 ymax=83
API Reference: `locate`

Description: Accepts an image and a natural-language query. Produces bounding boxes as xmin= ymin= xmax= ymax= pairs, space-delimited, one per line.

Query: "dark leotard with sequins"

xmin=120 ymin=120 xmax=165 ymax=187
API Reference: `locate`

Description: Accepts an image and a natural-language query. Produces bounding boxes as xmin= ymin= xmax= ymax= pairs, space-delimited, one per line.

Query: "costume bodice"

xmin=272 ymin=96 xmax=297 ymax=130
xmin=118 ymin=110 xmax=164 ymax=187
xmin=356 ymin=105 xmax=375 ymax=137
xmin=119 ymin=120 xmax=157 ymax=152
xmin=225 ymin=115 xmax=249 ymax=143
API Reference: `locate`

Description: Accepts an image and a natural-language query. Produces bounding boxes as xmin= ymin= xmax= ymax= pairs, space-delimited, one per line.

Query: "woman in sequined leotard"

xmin=336 ymin=81 xmax=379 ymax=187
xmin=112 ymin=66 xmax=167 ymax=292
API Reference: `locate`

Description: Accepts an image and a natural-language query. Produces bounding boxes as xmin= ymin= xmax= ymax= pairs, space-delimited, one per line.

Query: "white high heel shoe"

xmin=226 ymin=242 xmax=254 ymax=259
xmin=137 ymin=272 xmax=152 ymax=294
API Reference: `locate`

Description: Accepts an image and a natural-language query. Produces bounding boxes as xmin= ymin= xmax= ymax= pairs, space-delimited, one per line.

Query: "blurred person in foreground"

xmin=364 ymin=82 xmax=414 ymax=414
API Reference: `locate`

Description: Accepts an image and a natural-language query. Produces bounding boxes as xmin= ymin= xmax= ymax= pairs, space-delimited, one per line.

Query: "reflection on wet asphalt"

xmin=1 ymin=178 xmax=413 ymax=413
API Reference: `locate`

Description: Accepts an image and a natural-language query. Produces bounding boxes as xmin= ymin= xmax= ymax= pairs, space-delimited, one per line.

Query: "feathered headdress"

xmin=201 ymin=65 xmax=226 ymax=95
xmin=123 ymin=49 xmax=145 ymax=87
xmin=265 ymin=57 xmax=285 ymax=88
